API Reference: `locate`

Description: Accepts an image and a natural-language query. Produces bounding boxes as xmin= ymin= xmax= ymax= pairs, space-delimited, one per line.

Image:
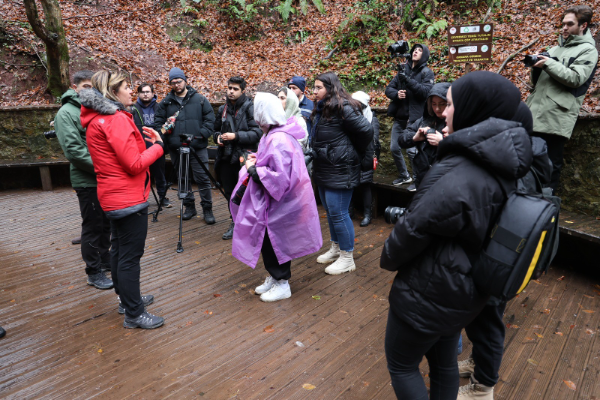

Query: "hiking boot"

xmin=87 ymin=272 xmax=113 ymax=290
xmin=123 ymin=311 xmax=164 ymax=329
xmin=222 ymin=222 xmax=235 ymax=240
xmin=458 ymin=357 xmax=476 ymax=378
xmin=260 ymin=280 xmax=291 ymax=302
xmin=457 ymin=376 xmax=494 ymax=400
xmin=0 ymin=326 xmax=5 ymax=339
xmin=325 ymin=250 xmax=356 ymax=275
xmin=71 ymin=237 xmax=81 ymax=245
xmin=316 ymin=242 xmax=340 ymax=264
xmin=407 ymin=183 xmax=417 ymax=192
xmin=118 ymin=294 xmax=155 ymax=314
xmin=392 ymin=176 xmax=413 ymax=186
xmin=203 ymin=206 xmax=216 ymax=225
xmin=182 ymin=204 xmax=197 ymax=220
xmin=255 ymin=276 xmax=276 ymax=295
xmin=161 ymin=197 xmax=172 ymax=208
xmin=360 ymin=207 xmax=372 ymax=227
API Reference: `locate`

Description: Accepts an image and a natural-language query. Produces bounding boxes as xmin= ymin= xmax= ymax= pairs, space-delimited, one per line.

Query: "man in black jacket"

xmin=131 ymin=83 xmax=171 ymax=208
xmin=385 ymin=43 xmax=434 ymax=187
xmin=155 ymin=68 xmax=216 ymax=224
xmin=214 ymin=76 xmax=262 ymax=240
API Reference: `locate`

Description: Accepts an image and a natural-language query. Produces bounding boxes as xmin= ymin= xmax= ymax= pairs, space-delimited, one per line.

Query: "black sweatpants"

xmin=110 ymin=207 xmax=149 ymax=318
xmin=261 ymin=230 xmax=291 ymax=281
xmin=170 ymin=147 xmax=213 ymax=209
xmin=149 ymin=152 xmax=167 ymax=198
xmin=532 ymin=132 xmax=568 ymax=193
xmin=385 ymin=309 xmax=460 ymax=400
xmin=216 ymin=159 xmax=242 ymax=217
xmin=75 ymin=187 xmax=110 ymax=275
xmin=464 ymin=301 xmax=507 ymax=387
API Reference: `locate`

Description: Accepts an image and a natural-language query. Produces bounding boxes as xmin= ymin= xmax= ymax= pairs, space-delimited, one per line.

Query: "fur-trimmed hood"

xmin=80 ymin=88 xmax=129 ymax=130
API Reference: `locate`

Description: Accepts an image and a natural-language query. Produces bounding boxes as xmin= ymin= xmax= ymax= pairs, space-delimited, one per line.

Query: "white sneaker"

xmin=324 ymin=250 xmax=356 ymax=275
xmin=260 ymin=280 xmax=291 ymax=302
xmin=317 ymin=242 xmax=340 ymax=264
xmin=457 ymin=376 xmax=494 ymax=400
xmin=255 ymin=276 xmax=276 ymax=295
xmin=458 ymin=357 xmax=476 ymax=378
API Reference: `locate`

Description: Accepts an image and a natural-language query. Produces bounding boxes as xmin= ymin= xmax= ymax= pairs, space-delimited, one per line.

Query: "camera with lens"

xmin=388 ymin=40 xmax=411 ymax=59
xmin=43 ymin=130 xmax=57 ymax=140
xmin=179 ymin=133 xmax=193 ymax=146
xmin=522 ymin=52 xmax=551 ymax=67
xmin=384 ymin=206 xmax=407 ymax=225
xmin=221 ymin=121 xmax=234 ymax=159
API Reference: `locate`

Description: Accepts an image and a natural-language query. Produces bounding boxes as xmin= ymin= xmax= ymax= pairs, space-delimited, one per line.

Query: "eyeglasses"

xmin=170 ymin=80 xmax=185 ymax=86
xmin=140 ymin=91 xmax=153 ymax=94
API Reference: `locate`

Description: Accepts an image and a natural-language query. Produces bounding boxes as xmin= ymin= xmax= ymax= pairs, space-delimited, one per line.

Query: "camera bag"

xmin=470 ymin=175 xmax=559 ymax=301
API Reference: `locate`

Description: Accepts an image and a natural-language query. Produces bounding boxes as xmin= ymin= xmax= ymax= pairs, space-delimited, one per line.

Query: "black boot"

xmin=203 ymin=206 xmax=216 ymax=225
xmin=222 ymin=222 xmax=235 ymax=240
xmin=182 ymin=204 xmax=197 ymax=220
xmin=0 ymin=326 xmax=5 ymax=339
xmin=360 ymin=207 xmax=372 ymax=227
xmin=87 ymin=272 xmax=114 ymax=290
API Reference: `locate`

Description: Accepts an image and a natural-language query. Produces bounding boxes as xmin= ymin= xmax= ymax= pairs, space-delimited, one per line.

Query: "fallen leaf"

xmin=147 ymin=245 xmax=152 ymax=249
xmin=10 ymin=299 xmax=15 ymax=303
xmin=312 ymin=295 xmax=321 ymax=300
xmin=525 ymin=337 xmax=535 ymax=341
xmin=295 ymin=341 xmax=305 ymax=347
xmin=570 ymin=324 xmax=575 ymax=329
xmin=234 ymin=290 xmax=239 ymax=294
xmin=88 ymin=305 xmax=94 ymax=309
xmin=68 ymin=285 xmax=75 ymax=289
xmin=583 ymin=294 xmax=594 ymax=299
xmin=534 ymin=333 xmax=543 ymax=338
xmin=340 ymin=310 xmax=348 ymax=314
xmin=213 ymin=293 xmax=221 ymax=298
xmin=564 ymin=220 xmax=574 ymax=224
xmin=302 ymin=383 xmax=316 ymax=390
xmin=554 ymin=332 xmax=563 ymax=336
xmin=239 ymin=283 xmax=247 ymax=288
xmin=585 ymin=329 xmax=594 ymax=335
xmin=98 ymin=349 xmax=103 ymax=353
xmin=527 ymin=358 xmax=538 ymax=366
xmin=264 ymin=325 xmax=275 ymax=333
xmin=532 ymin=280 xmax=542 ymax=284
xmin=185 ymin=321 xmax=192 ymax=326
xmin=195 ymin=241 xmax=200 ymax=244
xmin=557 ymin=275 xmax=565 ymax=281
xmin=582 ymin=310 xmax=595 ymax=314
xmin=506 ymin=323 xmax=519 ymax=329
xmin=563 ymin=380 xmax=576 ymax=390
xmin=542 ymin=309 xmax=551 ymax=314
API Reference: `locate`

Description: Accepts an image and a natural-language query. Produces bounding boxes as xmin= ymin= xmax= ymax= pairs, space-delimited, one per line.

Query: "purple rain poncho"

xmin=230 ymin=93 xmax=322 ymax=268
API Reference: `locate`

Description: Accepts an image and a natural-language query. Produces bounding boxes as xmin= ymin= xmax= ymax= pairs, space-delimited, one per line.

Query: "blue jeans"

xmin=318 ymin=186 xmax=354 ymax=251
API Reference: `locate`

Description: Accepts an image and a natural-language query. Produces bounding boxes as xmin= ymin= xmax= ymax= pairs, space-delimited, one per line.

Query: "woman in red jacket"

xmin=80 ymin=71 xmax=165 ymax=329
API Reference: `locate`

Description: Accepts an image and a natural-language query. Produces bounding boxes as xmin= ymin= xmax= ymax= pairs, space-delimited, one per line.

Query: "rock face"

xmin=1 ymin=105 xmax=599 ymax=216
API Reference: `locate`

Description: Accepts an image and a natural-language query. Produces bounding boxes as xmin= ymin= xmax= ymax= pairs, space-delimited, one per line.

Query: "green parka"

xmin=526 ymin=31 xmax=598 ymax=139
xmin=54 ymin=89 xmax=97 ymax=188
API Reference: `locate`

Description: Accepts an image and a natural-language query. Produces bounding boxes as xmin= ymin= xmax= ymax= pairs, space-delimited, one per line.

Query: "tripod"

xmin=154 ymin=138 xmax=228 ymax=253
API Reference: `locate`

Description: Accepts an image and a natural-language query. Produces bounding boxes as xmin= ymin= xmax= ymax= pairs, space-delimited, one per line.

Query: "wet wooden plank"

xmin=1 ymin=188 xmax=600 ymax=399
xmin=559 ymin=210 xmax=600 ymax=245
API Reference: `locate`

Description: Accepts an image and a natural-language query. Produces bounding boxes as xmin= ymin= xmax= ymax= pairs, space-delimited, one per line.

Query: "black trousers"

xmin=149 ymin=152 xmax=167 ymax=198
xmin=216 ymin=159 xmax=242 ymax=217
xmin=110 ymin=208 xmax=149 ymax=318
xmin=464 ymin=302 xmax=507 ymax=387
xmin=169 ymin=147 xmax=212 ymax=209
xmin=75 ymin=187 xmax=110 ymax=275
xmin=390 ymin=119 xmax=410 ymax=179
xmin=261 ymin=230 xmax=291 ymax=281
xmin=532 ymin=132 xmax=568 ymax=193
xmin=385 ymin=309 xmax=460 ymax=399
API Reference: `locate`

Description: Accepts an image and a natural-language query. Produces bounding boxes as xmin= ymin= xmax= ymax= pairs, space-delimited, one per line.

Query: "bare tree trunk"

xmin=24 ymin=0 xmax=70 ymax=99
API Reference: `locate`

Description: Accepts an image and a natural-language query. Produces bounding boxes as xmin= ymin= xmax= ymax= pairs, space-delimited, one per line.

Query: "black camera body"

xmin=179 ymin=133 xmax=193 ymax=146
xmin=384 ymin=206 xmax=407 ymax=225
xmin=522 ymin=52 xmax=551 ymax=67
xmin=43 ymin=130 xmax=57 ymax=140
xmin=388 ymin=40 xmax=411 ymax=59
xmin=221 ymin=120 xmax=234 ymax=158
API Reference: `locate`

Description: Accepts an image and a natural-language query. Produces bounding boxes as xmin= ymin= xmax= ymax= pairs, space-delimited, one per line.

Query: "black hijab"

xmin=451 ymin=71 xmax=522 ymax=132
xmin=511 ymin=101 xmax=533 ymax=135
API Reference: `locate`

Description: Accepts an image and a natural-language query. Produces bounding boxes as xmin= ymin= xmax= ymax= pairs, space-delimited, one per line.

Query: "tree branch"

xmin=323 ymin=46 xmax=338 ymax=60
xmin=481 ymin=5 xmax=493 ymax=23
xmin=496 ymin=37 xmax=540 ymax=74
xmin=23 ymin=0 xmax=52 ymax=44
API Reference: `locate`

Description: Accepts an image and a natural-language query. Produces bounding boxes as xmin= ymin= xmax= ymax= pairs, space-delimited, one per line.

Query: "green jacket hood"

xmin=61 ymin=88 xmax=81 ymax=108
xmin=560 ymin=30 xmax=596 ymax=47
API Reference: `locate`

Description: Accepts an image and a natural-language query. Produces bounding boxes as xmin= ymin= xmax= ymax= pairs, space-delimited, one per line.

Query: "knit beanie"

xmin=169 ymin=67 xmax=187 ymax=83
xmin=287 ymin=76 xmax=306 ymax=93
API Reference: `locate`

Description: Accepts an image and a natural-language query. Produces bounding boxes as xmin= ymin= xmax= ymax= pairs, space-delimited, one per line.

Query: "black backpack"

xmin=471 ymin=171 xmax=560 ymax=301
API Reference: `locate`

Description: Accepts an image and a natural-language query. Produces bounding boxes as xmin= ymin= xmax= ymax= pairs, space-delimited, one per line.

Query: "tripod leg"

xmin=176 ymin=147 xmax=191 ymax=253
xmin=189 ymin=147 xmax=229 ymax=200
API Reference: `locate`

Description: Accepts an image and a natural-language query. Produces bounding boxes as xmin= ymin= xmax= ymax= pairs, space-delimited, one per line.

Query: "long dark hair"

xmin=313 ymin=72 xmax=362 ymax=120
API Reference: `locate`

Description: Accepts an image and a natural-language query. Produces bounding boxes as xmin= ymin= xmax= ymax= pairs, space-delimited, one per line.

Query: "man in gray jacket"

xmin=526 ymin=5 xmax=598 ymax=193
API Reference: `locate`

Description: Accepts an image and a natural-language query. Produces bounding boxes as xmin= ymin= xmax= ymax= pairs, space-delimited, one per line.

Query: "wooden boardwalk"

xmin=1 ymin=188 xmax=599 ymax=399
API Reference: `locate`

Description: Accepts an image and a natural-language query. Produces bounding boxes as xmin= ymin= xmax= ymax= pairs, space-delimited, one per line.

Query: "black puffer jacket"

xmin=213 ymin=94 xmax=262 ymax=164
xmin=359 ymin=116 xmax=381 ymax=184
xmin=154 ymin=86 xmax=215 ymax=151
xmin=385 ymin=44 xmax=435 ymax=123
xmin=398 ymin=82 xmax=451 ymax=188
xmin=380 ymin=118 xmax=533 ymax=335
xmin=312 ymin=103 xmax=374 ymax=190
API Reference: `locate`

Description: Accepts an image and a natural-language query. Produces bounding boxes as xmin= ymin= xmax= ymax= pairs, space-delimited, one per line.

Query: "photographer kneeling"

xmin=81 ymin=71 xmax=165 ymax=329
xmin=230 ymin=93 xmax=322 ymax=302
xmin=380 ymin=72 xmax=532 ymax=398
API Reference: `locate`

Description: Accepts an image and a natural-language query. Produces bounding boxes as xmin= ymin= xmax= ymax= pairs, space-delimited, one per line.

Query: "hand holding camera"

xmin=522 ymin=52 xmax=551 ymax=68
xmin=413 ymin=127 xmax=429 ymax=142
xmin=426 ymin=128 xmax=444 ymax=147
